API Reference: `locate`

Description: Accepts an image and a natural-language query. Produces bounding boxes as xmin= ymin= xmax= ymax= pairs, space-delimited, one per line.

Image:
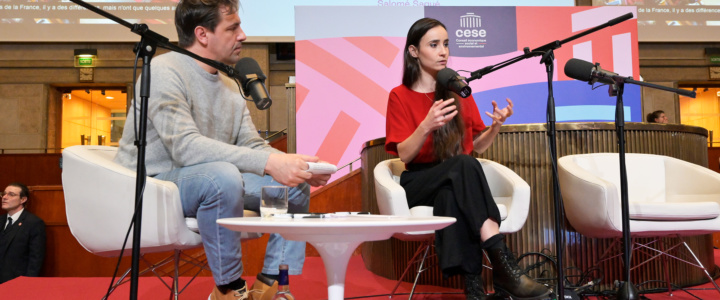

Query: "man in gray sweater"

xmin=114 ymin=0 xmax=331 ymax=299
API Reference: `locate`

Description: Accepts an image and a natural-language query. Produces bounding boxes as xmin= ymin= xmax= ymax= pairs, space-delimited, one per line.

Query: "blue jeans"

xmin=154 ymin=161 xmax=309 ymax=285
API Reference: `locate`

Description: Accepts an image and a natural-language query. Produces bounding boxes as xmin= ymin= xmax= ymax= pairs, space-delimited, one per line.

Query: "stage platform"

xmin=1 ymin=253 xmax=719 ymax=299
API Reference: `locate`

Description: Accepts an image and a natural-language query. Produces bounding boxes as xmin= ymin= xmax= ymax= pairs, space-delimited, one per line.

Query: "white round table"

xmin=217 ymin=215 xmax=455 ymax=300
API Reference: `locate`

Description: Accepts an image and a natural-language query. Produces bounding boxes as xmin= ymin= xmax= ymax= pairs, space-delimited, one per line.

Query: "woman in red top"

xmin=385 ymin=18 xmax=549 ymax=300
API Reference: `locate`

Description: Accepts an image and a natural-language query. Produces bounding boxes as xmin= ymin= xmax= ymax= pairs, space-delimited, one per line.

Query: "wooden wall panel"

xmin=709 ymin=147 xmax=720 ymax=173
xmin=0 ymin=154 xmax=62 ymax=187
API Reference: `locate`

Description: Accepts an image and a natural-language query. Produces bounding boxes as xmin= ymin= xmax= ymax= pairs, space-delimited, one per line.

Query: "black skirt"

xmin=400 ymin=154 xmax=501 ymax=277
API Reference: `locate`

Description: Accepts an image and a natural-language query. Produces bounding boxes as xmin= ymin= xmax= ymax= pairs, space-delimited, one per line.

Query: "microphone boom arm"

xmin=466 ymin=49 xmax=544 ymax=82
xmin=70 ymin=0 xmax=243 ymax=82
xmin=466 ymin=12 xmax=634 ymax=83
xmin=608 ymin=75 xmax=696 ymax=98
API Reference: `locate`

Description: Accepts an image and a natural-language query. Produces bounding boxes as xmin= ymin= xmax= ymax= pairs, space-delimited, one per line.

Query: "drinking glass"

xmin=261 ymin=186 xmax=288 ymax=218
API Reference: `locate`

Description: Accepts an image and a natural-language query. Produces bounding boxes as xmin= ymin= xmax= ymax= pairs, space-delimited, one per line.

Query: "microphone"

xmin=564 ymin=58 xmax=620 ymax=86
xmin=234 ymin=57 xmax=272 ymax=110
xmin=438 ymin=68 xmax=472 ymax=98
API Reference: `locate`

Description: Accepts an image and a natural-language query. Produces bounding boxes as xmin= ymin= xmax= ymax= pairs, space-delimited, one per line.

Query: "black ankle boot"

xmin=464 ymin=274 xmax=486 ymax=300
xmin=487 ymin=246 xmax=550 ymax=300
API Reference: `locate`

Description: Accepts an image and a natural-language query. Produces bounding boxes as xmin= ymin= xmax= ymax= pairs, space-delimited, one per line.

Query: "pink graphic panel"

xmin=296 ymin=37 xmax=406 ymax=174
xmin=344 ymin=36 xmax=400 ymax=68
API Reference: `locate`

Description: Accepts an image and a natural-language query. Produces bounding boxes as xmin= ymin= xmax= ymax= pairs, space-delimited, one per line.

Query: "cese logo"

xmin=456 ymin=29 xmax=486 ymax=38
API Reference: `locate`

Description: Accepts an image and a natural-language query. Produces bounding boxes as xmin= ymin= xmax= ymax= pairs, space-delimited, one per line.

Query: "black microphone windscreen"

xmin=437 ymin=67 xmax=471 ymax=98
xmin=234 ymin=57 xmax=267 ymax=83
xmin=437 ymin=68 xmax=459 ymax=86
xmin=564 ymin=58 xmax=595 ymax=83
xmin=607 ymin=12 xmax=633 ymax=27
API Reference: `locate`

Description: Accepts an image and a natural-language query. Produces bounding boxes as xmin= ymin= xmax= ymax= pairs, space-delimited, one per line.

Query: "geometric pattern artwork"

xmin=296 ymin=6 xmax=639 ymax=182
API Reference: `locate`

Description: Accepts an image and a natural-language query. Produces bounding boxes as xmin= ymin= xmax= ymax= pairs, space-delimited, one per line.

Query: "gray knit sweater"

xmin=114 ymin=51 xmax=279 ymax=176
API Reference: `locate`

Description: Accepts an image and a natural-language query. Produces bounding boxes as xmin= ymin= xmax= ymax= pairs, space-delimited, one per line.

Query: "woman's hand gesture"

xmin=485 ymin=98 xmax=513 ymax=127
xmin=420 ymin=98 xmax=458 ymax=134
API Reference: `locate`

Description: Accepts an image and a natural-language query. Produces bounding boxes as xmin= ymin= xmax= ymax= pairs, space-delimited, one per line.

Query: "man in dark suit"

xmin=0 ymin=182 xmax=46 ymax=284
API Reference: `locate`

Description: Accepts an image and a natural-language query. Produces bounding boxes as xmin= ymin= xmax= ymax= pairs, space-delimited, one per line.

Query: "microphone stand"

xmin=466 ymin=12 xmax=634 ymax=300
xmin=67 ymin=1 xmax=245 ymax=299
xmin=600 ymin=75 xmax=695 ymax=300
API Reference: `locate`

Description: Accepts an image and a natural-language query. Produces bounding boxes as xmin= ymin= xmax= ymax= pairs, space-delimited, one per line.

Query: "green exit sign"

xmin=710 ymin=55 xmax=720 ymax=64
xmin=74 ymin=57 xmax=96 ymax=67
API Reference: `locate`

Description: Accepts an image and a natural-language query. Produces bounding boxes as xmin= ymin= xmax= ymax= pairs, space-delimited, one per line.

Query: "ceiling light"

xmin=106 ymin=96 xmax=114 ymax=99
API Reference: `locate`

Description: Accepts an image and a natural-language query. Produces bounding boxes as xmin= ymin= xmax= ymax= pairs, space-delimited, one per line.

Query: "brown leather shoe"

xmin=209 ymin=283 xmax=249 ymax=300
xmin=248 ymin=273 xmax=279 ymax=300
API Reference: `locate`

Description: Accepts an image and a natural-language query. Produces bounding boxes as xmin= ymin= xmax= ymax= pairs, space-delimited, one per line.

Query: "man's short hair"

xmin=175 ymin=0 xmax=239 ymax=48
xmin=646 ymin=110 xmax=665 ymax=123
xmin=7 ymin=182 xmax=29 ymax=201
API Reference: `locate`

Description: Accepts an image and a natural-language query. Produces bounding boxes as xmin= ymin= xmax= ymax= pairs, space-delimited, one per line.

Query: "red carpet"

xmin=0 ymin=255 xmax=463 ymax=299
xmin=1 ymin=253 xmax=720 ymax=299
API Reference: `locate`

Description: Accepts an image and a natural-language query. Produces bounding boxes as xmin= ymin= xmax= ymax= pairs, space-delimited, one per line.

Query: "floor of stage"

xmin=2 ymin=251 xmax=720 ymax=299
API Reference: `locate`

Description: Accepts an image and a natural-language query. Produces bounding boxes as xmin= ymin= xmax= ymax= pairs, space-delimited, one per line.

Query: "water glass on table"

xmin=261 ymin=186 xmax=288 ymax=218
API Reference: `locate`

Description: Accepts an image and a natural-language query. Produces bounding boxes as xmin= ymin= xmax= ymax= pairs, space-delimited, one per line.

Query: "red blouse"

xmin=385 ymin=84 xmax=486 ymax=164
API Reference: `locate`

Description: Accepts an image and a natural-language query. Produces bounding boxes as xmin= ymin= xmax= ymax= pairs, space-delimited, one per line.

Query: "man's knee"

xmin=201 ymin=162 xmax=244 ymax=204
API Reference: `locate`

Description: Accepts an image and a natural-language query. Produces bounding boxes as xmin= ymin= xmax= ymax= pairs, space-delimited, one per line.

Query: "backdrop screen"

xmin=295 ymin=6 xmax=640 ymax=182
xmin=593 ymin=0 xmax=720 ymax=41
xmin=0 ymin=0 xmax=573 ymax=42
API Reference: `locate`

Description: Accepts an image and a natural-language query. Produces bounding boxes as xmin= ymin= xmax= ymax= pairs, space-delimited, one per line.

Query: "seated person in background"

xmin=114 ymin=0 xmax=331 ymax=299
xmin=385 ymin=18 xmax=550 ymax=300
xmin=0 ymin=182 xmax=46 ymax=284
xmin=646 ymin=110 xmax=668 ymax=123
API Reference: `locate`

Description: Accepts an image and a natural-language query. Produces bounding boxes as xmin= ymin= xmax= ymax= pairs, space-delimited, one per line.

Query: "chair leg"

xmin=408 ymin=243 xmax=432 ymax=299
xmin=482 ymin=249 xmax=492 ymax=270
xmin=102 ymin=267 xmax=133 ymax=300
xmin=172 ymin=250 xmax=180 ymax=300
xmin=678 ymin=236 xmax=720 ymax=294
xmin=102 ymin=250 xmax=208 ymax=299
xmin=390 ymin=239 xmax=432 ymax=299
xmin=659 ymin=239 xmax=672 ymax=296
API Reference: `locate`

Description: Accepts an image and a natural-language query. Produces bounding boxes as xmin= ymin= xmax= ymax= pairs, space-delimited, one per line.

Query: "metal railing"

xmin=257 ymin=129 xmax=361 ymax=173
xmin=259 ymin=128 xmax=288 ymax=140
xmin=337 ymin=157 xmax=361 ymax=173
xmin=0 ymin=148 xmax=64 ymax=154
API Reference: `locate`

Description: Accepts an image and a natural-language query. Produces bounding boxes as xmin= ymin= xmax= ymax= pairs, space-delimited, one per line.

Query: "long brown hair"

xmin=432 ymin=82 xmax=464 ymax=161
xmin=402 ymin=18 xmax=445 ymax=88
xmin=402 ymin=18 xmax=465 ymax=161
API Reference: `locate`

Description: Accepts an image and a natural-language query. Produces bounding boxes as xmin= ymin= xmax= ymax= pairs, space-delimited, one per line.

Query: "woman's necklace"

xmin=423 ymin=91 xmax=434 ymax=102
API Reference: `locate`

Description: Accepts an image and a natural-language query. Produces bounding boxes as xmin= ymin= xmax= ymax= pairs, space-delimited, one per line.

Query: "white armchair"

xmin=558 ymin=152 xmax=720 ymax=294
xmin=61 ymin=145 xmax=260 ymax=299
xmin=374 ymin=157 xmax=531 ymax=298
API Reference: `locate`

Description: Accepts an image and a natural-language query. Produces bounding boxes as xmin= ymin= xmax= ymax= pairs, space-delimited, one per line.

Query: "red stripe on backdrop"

xmin=314 ymin=111 xmax=360 ymax=164
xmin=296 ymin=40 xmax=389 ymax=117
xmin=295 ymin=83 xmax=310 ymax=112
xmin=344 ymin=36 xmax=401 ymax=68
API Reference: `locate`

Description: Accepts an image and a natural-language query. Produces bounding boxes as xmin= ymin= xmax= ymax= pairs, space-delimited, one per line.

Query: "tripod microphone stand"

xmin=67 ymin=1 xmax=248 ymax=299
xmin=590 ymin=74 xmax=695 ymax=300
xmin=465 ymin=12 xmax=634 ymax=300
